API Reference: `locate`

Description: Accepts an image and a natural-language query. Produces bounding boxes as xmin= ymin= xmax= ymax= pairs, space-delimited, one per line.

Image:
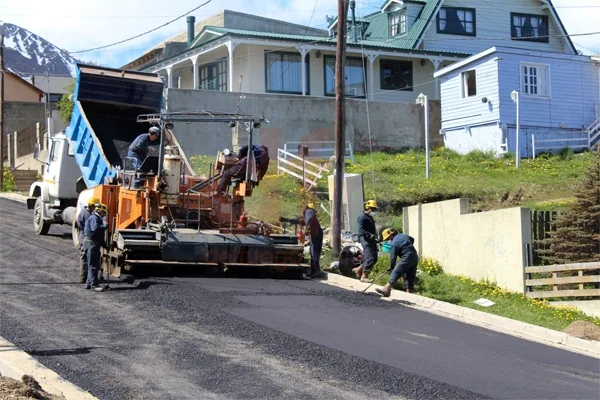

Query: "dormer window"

xmin=389 ymin=11 xmax=406 ymax=36
xmin=511 ymin=13 xmax=549 ymax=43
xmin=437 ymin=7 xmax=476 ymax=36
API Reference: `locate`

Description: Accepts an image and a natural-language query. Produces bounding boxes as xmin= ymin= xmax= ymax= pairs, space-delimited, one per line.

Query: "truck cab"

xmin=28 ymin=133 xmax=81 ymax=235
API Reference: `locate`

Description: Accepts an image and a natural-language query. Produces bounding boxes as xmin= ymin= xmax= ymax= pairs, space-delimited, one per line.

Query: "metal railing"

xmin=586 ymin=117 xmax=600 ymax=150
xmin=276 ymin=148 xmax=330 ymax=188
xmin=283 ymin=141 xmax=354 ymax=163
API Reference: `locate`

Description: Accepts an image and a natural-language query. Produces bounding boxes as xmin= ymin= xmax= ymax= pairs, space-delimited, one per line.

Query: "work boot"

xmin=360 ymin=272 xmax=372 ymax=283
xmin=375 ymin=283 xmax=393 ymax=297
xmin=352 ymin=266 xmax=363 ymax=279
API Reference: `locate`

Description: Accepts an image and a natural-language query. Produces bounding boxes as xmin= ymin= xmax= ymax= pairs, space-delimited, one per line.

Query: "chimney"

xmin=187 ymin=16 xmax=196 ymax=47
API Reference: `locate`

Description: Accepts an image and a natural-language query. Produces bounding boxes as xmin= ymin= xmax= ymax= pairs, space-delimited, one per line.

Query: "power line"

xmin=69 ymin=0 xmax=213 ymax=54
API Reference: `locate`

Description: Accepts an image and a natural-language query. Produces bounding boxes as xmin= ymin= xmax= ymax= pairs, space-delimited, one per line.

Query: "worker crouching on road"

xmin=376 ymin=228 xmax=420 ymax=297
xmin=304 ymin=202 xmax=324 ymax=279
xmin=77 ymin=196 xmax=99 ymax=283
xmin=83 ymin=203 xmax=109 ymax=292
xmin=353 ymin=199 xmax=379 ymax=283
xmin=127 ymin=126 xmax=160 ymax=188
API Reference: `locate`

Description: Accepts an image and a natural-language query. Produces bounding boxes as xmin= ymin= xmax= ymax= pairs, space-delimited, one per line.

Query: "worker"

xmin=77 ymin=196 xmax=99 ymax=283
xmin=83 ymin=203 xmax=108 ymax=292
xmin=217 ymin=145 xmax=270 ymax=194
xmin=304 ymin=202 xmax=323 ymax=279
xmin=376 ymin=228 xmax=419 ymax=297
xmin=353 ymin=199 xmax=379 ymax=283
xmin=127 ymin=126 xmax=160 ymax=188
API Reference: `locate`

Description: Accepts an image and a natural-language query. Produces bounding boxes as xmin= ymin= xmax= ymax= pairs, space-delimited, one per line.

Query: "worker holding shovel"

xmin=376 ymin=228 xmax=420 ymax=297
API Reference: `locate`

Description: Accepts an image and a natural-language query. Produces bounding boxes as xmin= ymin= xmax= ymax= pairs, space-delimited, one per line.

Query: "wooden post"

xmin=13 ymin=131 xmax=17 ymax=164
xmin=6 ymin=133 xmax=11 ymax=168
xmin=36 ymin=122 xmax=41 ymax=148
xmin=332 ymin=0 xmax=349 ymax=256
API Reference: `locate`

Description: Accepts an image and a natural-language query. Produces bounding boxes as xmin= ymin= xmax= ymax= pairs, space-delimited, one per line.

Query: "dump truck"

xmin=28 ymin=64 xmax=309 ymax=277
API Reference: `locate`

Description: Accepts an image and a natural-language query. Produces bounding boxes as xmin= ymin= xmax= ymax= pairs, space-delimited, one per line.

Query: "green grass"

xmin=189 ymin=148 xmax=593 ymax=226
xmin=362 ymin=254 xmax=600 ymax=332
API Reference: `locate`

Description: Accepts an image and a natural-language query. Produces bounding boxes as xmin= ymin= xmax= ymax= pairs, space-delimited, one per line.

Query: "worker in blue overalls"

xmin=77 ymin=196 xmax=99 ymax=283
xmin=353 ymin=199 xmax=379 ymax=283
xmin=83 ymin=203 xmax=108 ymax=292
xmin=127 ymin=126 xmax=160 ymax=188
xmin=376 ymin=228 xmax=420 ymax=297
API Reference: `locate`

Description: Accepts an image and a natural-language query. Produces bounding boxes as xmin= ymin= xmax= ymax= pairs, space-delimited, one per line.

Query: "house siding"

xmin=421 ymin=0 xmax=570 ymax=55
xmin=497 ymin=51 xmax=599 ymax=129
xmin=443 ymin=123 xmax=503 ymax=155
xmin=439 ymin=53 xmax=500 ymax=130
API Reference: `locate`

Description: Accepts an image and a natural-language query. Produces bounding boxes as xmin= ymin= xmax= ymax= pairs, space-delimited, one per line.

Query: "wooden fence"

xmin=530 ymin=210 xmax=560 ymax=265
xmin=525 ymin=262 xmax=600 ymax=299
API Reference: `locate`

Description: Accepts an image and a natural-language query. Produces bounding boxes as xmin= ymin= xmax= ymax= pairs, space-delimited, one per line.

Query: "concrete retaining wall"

xmin=4 ymin=101 xmax=46 ymax=135
xmin=166 ymin=89 xmax=442 ymax=156
xmin=403 ymin=198 xmax=531 ymax=293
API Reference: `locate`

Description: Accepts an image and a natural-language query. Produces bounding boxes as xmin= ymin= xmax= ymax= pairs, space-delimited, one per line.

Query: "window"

xmin=324 ymin=55 xmax=366 ymax=98
xmin=199 ymin=59 xmax=227 ymax=91
xmin=520 ymin=63 xmax=549 ymax=97
xmin=389 ymin=11 xmax=406 ymax=36
xmin=437 ymin=7 xmax=476 ymax=36
xmin=511 ymin=13 xmax=549 ymax=42
xmin=265 ymin=52 xmax=309 ymax=94
xmin=461 ymin=70 xmax=477 ymax=98
xmin=380 ymin=60 xmax=413 ymax=91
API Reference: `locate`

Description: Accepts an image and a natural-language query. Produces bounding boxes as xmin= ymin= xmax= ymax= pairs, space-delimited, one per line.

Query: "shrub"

xmin=418 ymin=257 xmax=444 ymax=276
xmin=2 ymin=169 xmax=16 ymax=192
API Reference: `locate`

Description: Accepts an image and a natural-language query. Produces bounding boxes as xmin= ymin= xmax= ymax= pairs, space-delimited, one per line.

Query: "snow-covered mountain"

xmin=0 ymin=21 xmax=77 ymax=77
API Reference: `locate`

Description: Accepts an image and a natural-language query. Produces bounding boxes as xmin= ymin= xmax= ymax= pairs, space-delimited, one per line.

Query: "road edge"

xmin=0 ymin=335 xmax=99 ymax=400
xmin=0 ymin=192 xmax=27 ymax=204
xmin=320 ymin=272 xmax=600 ymax=358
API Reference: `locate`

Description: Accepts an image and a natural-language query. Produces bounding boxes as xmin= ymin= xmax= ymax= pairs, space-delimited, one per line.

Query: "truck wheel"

xmin=33 ymin=197 xmax=51 ymax=235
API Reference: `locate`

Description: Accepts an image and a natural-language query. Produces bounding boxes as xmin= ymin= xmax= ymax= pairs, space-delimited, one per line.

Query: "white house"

xmin=434 ymin=46 xmax=600 ymax=157
xmin=133 ymin=1 xmax=577 ymax=103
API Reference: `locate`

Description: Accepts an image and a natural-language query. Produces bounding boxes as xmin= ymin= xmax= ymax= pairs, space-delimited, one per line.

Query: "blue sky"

xmin=2 ymin=0 xmax=599 ymax=69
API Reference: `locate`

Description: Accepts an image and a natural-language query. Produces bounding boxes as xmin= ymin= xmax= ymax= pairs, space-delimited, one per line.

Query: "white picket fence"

xmin=282 ymin=141 xmax=355 ymax=163
xmin=276 ymin=148 xmax=330 ymax=188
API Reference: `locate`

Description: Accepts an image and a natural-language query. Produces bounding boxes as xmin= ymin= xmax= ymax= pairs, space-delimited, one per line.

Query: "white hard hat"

xmin=149 ymin=126 xmax=160 ymax=134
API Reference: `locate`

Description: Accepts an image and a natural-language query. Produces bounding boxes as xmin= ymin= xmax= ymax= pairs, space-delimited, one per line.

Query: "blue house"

xmin=434 ymin=47 xmax=600 ymax=157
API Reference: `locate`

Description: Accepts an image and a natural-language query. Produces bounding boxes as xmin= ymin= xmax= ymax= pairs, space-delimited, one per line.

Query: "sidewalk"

xmin=321 ymin=272 xmax=600 ymax=358
xmin=0 ymin=191 xmax=28 ymax=204
xmin=0 ymin=335 xmax=98 ymax=400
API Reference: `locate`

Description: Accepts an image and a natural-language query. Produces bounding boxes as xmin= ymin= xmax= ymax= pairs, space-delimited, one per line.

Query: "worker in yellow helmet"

xmin=376 ymin=228 xmax=419 ymax=297
xmin=303 ymin=202 xmax=323 ymax=279
xmin=77 ymin=196 xmax=100 ymax=283
xmin=353 ymin=199 xmax=379 ymax=282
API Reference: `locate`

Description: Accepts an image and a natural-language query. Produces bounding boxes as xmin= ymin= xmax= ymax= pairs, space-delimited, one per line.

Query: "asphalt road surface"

xmin=1 ymin=197 xmax=599 ymax=400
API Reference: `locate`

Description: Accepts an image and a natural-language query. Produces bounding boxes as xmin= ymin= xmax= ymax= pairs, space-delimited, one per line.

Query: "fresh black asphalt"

xmin=0 ymin=198 xmax=598 ymax=399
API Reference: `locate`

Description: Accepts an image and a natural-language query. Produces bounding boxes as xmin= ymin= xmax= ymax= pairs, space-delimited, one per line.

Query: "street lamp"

xmin=416 ymin=93 xmax=430 ymax=179
xmin=511 ymin=90 xmax=520 ymax=168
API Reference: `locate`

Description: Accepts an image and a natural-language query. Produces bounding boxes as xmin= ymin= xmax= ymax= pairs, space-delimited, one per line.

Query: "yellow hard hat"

xmin=382 ymin=228 xmax=398 ymax=241
xmin=365 ymin=199 xmax=378 ymax=209
xmin=95 ymin=203 xmax=108 ymax=213
xmin=307 ymin=202 xmax=316 ymax=210
xmin=88 ymin=196 xmax=100 ymax=206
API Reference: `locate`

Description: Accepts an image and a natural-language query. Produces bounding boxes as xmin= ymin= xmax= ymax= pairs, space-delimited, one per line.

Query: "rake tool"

xmin=360 ymin=270 xmax=389 ymax=294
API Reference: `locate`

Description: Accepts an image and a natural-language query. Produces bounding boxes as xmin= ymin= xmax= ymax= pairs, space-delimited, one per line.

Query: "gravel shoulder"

xmin=0 ymin=198 xmax=598 ymax=400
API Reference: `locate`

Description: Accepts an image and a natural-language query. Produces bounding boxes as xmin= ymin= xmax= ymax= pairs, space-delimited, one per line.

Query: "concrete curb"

xmin=320 ymin=272 xmax=600 ymax=358
xmin=0 ymin=192 xmax=28 ymax=204
xmin=0 ymin=336 xmax=98 ymax=399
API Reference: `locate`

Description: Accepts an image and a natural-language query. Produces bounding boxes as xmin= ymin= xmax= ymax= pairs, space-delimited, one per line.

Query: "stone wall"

xmin=166 ymin=89 xmax=442 ymax=157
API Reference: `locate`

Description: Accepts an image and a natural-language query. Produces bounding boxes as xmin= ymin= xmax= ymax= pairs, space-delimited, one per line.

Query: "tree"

xmin=541 ymin=149 xmax=600 ymax=263
xmin=57 ymin=82 xmax=74 ymax=123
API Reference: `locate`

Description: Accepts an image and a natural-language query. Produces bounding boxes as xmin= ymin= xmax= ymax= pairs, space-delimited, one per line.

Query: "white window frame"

xmin=461 ymin=69 xmax=477 ymax=99
xmin=519 ymin=62 xmax=550 ymax=99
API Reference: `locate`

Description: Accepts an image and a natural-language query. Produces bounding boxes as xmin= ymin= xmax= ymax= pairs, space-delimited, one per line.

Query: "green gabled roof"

xmin=400 ymin=0 xmax=442 ymax=48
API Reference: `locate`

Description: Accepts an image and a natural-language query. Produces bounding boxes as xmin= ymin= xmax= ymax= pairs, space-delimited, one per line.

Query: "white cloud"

xmin=1 ymin=0 xmax=598 ymax=68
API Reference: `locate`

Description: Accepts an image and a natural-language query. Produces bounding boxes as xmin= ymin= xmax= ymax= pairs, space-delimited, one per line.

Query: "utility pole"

xmin=332 ymin=0 xmax=349 ymax=256
xmin=0 ymin=34 xmax=5 ymax=191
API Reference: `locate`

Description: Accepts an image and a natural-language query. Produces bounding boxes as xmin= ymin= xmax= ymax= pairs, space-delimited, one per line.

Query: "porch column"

xmin=430 ymin=59 xmax=443 ymax=100
xmin=226 ymin=41 xmax=239 ymax=92
xmin=192 ymin=56 xmax=199 ymax=90
xmin=297 ymin=47 xmax=309 ymax=96
xmin=166 ymin=67 xmax=173 ymax=89
xmin=365 ymin=53 xmax=378 ymax=100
